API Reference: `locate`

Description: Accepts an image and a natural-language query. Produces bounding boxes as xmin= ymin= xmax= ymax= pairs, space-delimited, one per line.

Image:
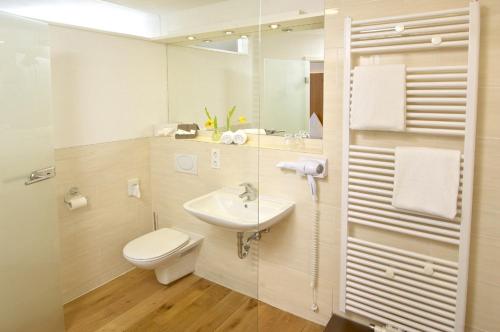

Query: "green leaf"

xmin=204 ymin=107 xmax=212 ymax=120
xmin=228 ymin=105 xmax=236 ymax=118
xmin=213 ymin=116 xmax=218 ymax=129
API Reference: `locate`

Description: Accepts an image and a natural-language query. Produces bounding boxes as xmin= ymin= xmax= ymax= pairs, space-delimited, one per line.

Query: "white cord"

xmin=310 ymin=198 xmax=320 ymax=312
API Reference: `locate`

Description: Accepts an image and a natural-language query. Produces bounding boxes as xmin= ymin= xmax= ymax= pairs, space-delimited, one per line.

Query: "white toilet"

xmin=123 ymin=228 xmax=203 ymax=285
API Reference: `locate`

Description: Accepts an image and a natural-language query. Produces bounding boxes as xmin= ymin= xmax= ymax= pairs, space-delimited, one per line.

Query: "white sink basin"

xmin=183 ymin=187 xmax=295 ymax=232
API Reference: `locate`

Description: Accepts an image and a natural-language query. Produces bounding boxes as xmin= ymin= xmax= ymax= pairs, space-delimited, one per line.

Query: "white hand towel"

xmin=233 ymin=130 xmax=248 ymax=145
xmin=351 ymin=64 xmax=406 ymax=131
xmin=220 ymin=131 xmax=235 ymax=144
xmin=392 ymin=147 xmax=461 ymax=219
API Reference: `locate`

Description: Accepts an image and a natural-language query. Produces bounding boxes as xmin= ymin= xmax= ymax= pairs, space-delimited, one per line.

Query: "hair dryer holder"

xmin=276 ymin=157 xmax=328 ymax=200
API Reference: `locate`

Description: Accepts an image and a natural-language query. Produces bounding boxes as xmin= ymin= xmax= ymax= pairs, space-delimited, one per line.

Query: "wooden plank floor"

xmin=64 ymin=269 xmax=324 ymax=332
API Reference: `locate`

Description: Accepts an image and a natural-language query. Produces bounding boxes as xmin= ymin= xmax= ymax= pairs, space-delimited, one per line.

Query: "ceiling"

xmin=106 ymin=0 xmax=227 ymax=14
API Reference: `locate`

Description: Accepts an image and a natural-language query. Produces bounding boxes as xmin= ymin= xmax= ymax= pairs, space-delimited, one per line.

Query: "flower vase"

xmin=212 ymin=128 xmax=221 ymax=141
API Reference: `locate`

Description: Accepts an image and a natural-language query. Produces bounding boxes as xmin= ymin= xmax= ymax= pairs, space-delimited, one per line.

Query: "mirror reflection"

xmin=261 ymin=28 xmax=324 ymax=138
xmin=167 ymin=17 xmax=325 ymax=140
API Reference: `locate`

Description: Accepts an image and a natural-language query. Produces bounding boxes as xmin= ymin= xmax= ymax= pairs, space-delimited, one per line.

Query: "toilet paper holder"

xmin=64 ymin=187 xmax=83 ymax=205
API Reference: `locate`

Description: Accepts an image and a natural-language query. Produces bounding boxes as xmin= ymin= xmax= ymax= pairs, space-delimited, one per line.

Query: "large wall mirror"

xmin=165 ymin=12 xmax=325 ymax=148
xmin=261 ymin=27 xmax=324 ymax=139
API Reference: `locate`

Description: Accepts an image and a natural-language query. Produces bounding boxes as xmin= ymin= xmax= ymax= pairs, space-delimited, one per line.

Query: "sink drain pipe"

xmin=237 ymin=229 xmax=269 ymax=259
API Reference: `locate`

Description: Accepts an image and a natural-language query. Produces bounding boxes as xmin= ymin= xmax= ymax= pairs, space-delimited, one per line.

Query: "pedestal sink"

xmin=183 ymin=186 xmax=295 ymax=232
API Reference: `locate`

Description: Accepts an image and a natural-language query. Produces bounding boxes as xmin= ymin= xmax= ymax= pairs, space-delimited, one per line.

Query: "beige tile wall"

xmin=150 ymin=137 xmax=339 ymax=324
xmin=150 ymin=139 xmax=260 ymax=297
xmin=55 ymin=138 xmax=153 ymax=303
xmin=326 ymin=0 xmax=500 ymax=331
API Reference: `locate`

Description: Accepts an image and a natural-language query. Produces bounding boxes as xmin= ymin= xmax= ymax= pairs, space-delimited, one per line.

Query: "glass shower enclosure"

xmin=0 ymin=12 xmax=65 ymax=332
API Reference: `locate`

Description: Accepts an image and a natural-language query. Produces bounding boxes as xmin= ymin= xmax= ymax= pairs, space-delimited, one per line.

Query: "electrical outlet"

xmin=211 ymin=148 xmax=220 ymax=169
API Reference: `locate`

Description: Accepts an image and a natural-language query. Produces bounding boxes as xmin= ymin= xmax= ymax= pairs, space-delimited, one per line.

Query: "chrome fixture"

xmin=25 ymin=166 xmax=56 ymax=185
xmin=64 ymin=187 xmax=80 ymax=204
xmin=237 ymin=229 xmax=270 ymax=259
xmin=239 ymin=182 xmax=258 ymax=202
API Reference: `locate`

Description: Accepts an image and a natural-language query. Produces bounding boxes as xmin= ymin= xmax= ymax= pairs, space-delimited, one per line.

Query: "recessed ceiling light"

xmin=203 ymin=39 xmax=212 ymax=43
xmin=224 ymin=31 xmax=234 ymax=35
xmin=282 ymin=28 xmax=293 ymax=33
xmin=240 ymin=35 xmax=248 ymax=39
xmin=325 ymin=8 xmax=339 ymax=15
xmin=269 ymin=24 xmax=280 ymax=30
xmin=187 ymin=36 xmax=196 ymax=41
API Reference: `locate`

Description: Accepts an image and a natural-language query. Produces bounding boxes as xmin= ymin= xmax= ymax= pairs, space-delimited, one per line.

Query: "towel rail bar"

xmin=347 ymin=287 xmax=456 ymax=327
xmin=347 ymin=267 xmax=457 ymax=304
xmin=351 ymin=32 xmax=468 ymax=47
xmin=347 ymin=276 xmax=457 ymax=312
xmin=351 ymin=15 xmax=469 ymax=33
xmin=348 ymin=212 xmax=460 ymax=238
xmin=406 ymin=90 xmax=466 ymax=96
xmin=348 ymin=201 xmax=462 ymax=227
xmin=346 ymin=296 xmax=453 ymax=332
xmin=351 ymin=7 xmax=469 ymax=26
xmin=348 ymin=237 xmax=459 ymax=268
xmin=350 ymin=23 xmax=469 ymax=40
xmin=407 ymin=97 xmax=467 ymax=104
xmin=347 ymin=255 xmax=458 ymax=290
xmin=351 ymin=40 xmax=468 ymax=54
xmin=346 ymin=283 xmax=456 ymax=319
xmin=347 ymin=292 xmax=455 ymax=331
xmin=346 ymin=306 xmax=418 ymax=332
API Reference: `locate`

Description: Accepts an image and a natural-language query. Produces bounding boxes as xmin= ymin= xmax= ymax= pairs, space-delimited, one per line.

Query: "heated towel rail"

xmin=339 ymin=2 xmax=480 ymax=331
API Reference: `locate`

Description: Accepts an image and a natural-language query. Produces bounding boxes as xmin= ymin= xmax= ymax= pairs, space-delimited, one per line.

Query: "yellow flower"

xmin=238 ymin=116 xmax=247 ymax=124
xmin=204 ymin=119 xmax=214 ymax=128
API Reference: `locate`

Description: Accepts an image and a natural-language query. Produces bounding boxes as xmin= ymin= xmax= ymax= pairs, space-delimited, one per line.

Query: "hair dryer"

xmin=276 ymin=160 xmax=324 ymax=201
xmin=277 ymin=158 xmax=326 ymax=312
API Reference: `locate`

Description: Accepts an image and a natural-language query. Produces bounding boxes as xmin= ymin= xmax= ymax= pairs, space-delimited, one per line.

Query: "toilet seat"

xmin=123 ymin=228 xmax=190 ymax=262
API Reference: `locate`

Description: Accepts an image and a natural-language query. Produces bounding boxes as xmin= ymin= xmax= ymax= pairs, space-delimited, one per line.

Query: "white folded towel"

xmin=351 ymin=64 xmax=406 ymax=131
xmin=220 ymin=131 xmax=235 ymax=144
xmin=156 ymin=127 xmax=176 ymax=137
xmin=392 ymin=147 xmax=461 ymax=219
xmin=233 ymin=130 xmax=248 ymax=145
xmin=175 ymin=129 xmax=196 ymax=135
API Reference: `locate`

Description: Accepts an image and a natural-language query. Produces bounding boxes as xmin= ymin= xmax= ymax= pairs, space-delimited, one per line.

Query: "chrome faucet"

xmin=239 ymin=183 xmax=258 ymax=202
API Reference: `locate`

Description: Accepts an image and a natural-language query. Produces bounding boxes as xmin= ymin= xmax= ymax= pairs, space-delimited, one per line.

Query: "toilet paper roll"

xmin=67 ymin=196 xmax=88 ymax=210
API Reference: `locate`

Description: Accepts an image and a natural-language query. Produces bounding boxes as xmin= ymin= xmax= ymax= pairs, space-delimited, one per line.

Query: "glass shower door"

xmin=0 ymin=12 xmax=64 ymax=332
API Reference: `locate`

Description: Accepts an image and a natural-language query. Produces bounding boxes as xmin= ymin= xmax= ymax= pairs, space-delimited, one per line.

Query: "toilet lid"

xmin=123 ymin=228 xmax=190 ymax=261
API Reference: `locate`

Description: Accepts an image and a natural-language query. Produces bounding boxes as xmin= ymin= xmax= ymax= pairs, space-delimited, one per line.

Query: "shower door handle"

xmin=25 ymin=166 xmax=56 ymax=185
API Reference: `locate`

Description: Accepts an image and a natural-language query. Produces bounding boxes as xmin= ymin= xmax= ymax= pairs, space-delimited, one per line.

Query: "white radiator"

xmin=339 ymin=2 xmax=480 ymax=331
